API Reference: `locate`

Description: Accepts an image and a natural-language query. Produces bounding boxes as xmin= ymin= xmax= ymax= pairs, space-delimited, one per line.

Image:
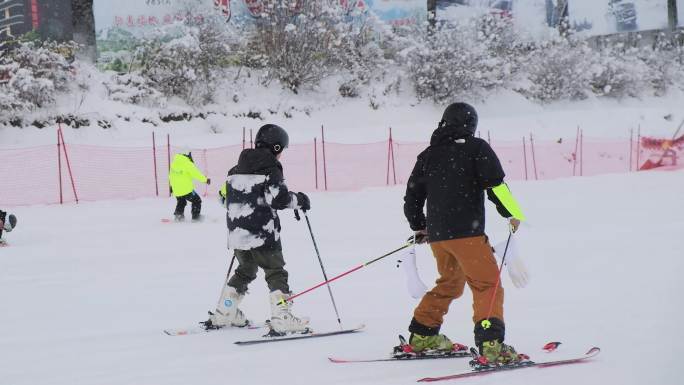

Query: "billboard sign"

xmin=1 ymin=0 xmax=72 ymax=43
xmin=568 ymin=0 xmax=669 ymax=35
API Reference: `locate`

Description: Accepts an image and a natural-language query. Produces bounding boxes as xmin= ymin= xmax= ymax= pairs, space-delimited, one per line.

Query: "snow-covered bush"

xmin=0 ymin=41 xmax=78 ymax=119
xmin=521 ymin=36 xmax=595 ymax=103
xmin=103 ymin=73 xmax=166 ymax=107
xmin=637 ymin=33 xmax=684 ymax=96
xmin=242 ymin=1 xmax=387 ymax=94
xmin=332 ymin=15 xmax=395 ymax=98
xmin=136 ymin=14 xmax=232 ymax=105
xmin=406 ymin=14 xmax=522 ymax=104
xmin=589 ymin=44 xmax=649 ymax=98
xmin=242 ymin=1 xmax=339 ymax=93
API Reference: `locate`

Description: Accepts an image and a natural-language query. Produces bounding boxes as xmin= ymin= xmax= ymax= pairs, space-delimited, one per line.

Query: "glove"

xmin=410 ymin=229 xmax=429 ymax=244
xmin=509 ymin=217 xmax=521 ymax=233
xmin=206 ymin=178 xmax=211 ymax=185
xmin=3 ymin=214 xmax=16 ymax=232
xmin=296 ymin=192 xmax=311 ymax=211
xmin=218 ymin=194 xmax=226 ymax=208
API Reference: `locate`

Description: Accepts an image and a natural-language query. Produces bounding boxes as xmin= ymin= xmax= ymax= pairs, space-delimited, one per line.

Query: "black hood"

xmin=430 ymin=124 xmax=473 ymax=146
xmin=234 ymin=148 xmax=282 ymax=174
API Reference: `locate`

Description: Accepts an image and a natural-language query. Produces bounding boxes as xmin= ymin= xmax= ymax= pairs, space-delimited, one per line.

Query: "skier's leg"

xmin=447 ymin=235 xmax=518 ymax=362
xmin=252 ymin=248 xmax=289 ymax=294
xmin=189 ymin=192 xmax=202 ymax=220
xmin=174 ymin=195 xmax=187 ymax=218
xmin=408 ymin=240 xmax=466 ymax=352
xmin=205 ymin=251 xmax=252 ymax=328
xmin=227 ymin=250 xmax=258 ymax=294
xmin=448 ymin=236 xmax=503 ymax=330
xmin=254 ymin=248 xmax=309 ymax=333
xmin=411 ymin=240 xmax=466 ymax=333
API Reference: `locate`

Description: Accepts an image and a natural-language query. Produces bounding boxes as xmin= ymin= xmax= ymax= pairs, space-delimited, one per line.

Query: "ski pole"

xmin=286 ymin=243 xmax=412 ymax=303
xmin=303 ymin=211 xmax=344 ymax=329
xmin=226 ymin=253 xmax=237 ymax=278
xmin=481 ymin=231 xmax=512 ymax=331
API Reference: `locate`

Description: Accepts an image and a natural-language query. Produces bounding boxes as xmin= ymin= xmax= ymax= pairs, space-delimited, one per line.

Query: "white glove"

xmin=398 ymin=246 xmax=428 ymax=299
xmin=493 ymin=234 xmax=530 ymax=289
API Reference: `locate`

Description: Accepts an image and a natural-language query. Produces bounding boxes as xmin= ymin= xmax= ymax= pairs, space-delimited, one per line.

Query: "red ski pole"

xmin=481 ymin=231 xmax=512 ymax=331
xmin=286 ymin=243 xmax=411 ymax=302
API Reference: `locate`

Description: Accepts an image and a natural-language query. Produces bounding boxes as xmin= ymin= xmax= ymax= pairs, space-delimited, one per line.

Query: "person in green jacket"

xmin=169 ymin=151 xmax=211 ymax=221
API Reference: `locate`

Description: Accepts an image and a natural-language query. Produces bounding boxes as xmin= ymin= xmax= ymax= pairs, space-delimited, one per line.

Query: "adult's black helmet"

xmin=439 ymin=102 xmax=478 ymax=136
xmin=255 ymin=124 xmax=289 ymax=155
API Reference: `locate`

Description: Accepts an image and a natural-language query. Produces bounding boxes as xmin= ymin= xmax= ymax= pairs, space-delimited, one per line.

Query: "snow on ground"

xmin=1 ymin=169 xmax=682 ymax=385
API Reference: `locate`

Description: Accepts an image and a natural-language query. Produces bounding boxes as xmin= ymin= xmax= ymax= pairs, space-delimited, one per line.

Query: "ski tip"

xmin=417 ymin=378 xmax=438 ymax=383
xmin=328 ymin=357 xmax=349 ymax=363
xmin=163 ymin=330 xmax=189 ymax=336
xmin=586 ymin=346 xmax=601 ymax=355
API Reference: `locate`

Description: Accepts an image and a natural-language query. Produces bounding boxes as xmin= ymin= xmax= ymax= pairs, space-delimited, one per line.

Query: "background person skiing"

xmin=403 ymin=102 xmax=526 ymax=364
xmin=168 ymin=150 xmax=210 ymax=221
xmin=205 ymin=124 xmax=311 ymax=335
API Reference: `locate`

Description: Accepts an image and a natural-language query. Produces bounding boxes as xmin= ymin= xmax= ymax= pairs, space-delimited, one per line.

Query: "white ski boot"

xmin=268 ymin=290 xmax=310 ymax=335
xmin=203 ymin=285 xmax=249 ymax=329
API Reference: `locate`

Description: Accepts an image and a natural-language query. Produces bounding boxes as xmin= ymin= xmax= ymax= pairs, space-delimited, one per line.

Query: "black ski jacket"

xmin=225 ymin=148 xmax=300 ymax=250
xmin=403 ymin=125 xmax=512 ymax=242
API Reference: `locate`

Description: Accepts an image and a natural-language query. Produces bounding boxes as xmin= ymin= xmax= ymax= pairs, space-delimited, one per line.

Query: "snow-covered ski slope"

xmin=1 ymin=169 xmax=682 ymax=385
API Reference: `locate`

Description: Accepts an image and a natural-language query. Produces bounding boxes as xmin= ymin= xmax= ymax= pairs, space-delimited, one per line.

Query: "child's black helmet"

xmin=255 ymin=124 xmax=289 ymax=154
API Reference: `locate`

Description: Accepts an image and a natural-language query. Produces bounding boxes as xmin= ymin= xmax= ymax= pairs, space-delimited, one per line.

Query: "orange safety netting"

xmin=0 ymin=130 xmax=679 ymax=207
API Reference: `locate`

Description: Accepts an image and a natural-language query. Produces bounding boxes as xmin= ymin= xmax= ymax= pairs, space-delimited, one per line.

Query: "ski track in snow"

xmin=0 ymin=170 xmax=682 ymax=384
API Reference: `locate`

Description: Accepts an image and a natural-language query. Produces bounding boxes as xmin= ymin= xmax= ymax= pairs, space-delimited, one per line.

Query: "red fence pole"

xmin=167 ymin=134 xmax=171 ymax=196
xmin=636 ymin=125 xmax=641 ymax=171
xmin=153 ymin=132 xmax=159 ymax=197
xmin=202 ymin=148 xmax=209 ymax=197
xmin=242 ymin=127 xmax=246 ymax=150
xmin=522 ymin=136 xmax=529 ymax=181
xmin=57 ymin=127 xmax=63 ymax=204
xmin=530 ymin=133 xmax=538 ymax=180
xmin=321 ymin=125 xmax=328 ymax=190
xmin=629 ymin=128 xmax=633 ymax=172
xmin=580 ymin=129 xmax=584 ymax=176
xmin=58 ymin=125 xmax=79 ymax=204
xmin=386 ymin=128 xmax=391 ymax=185
xmin=573 ymin=126 xmax=580 ymax=176
xmin=314 ymin=137 xmax=319 ymax=190
xmin=390 ymin=127 xmax=397 ymax=185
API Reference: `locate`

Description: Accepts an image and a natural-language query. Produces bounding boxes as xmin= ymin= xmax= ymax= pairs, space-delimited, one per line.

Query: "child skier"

xmin=168 ymin=151 xmax=210 ymax=221
xmin=0 ymin=210 xmax=17 ymax=244
xmin=403 ymin=103 xmax=526 ymax=364
xmin=203 ymin=124 xmax=311 ymax=334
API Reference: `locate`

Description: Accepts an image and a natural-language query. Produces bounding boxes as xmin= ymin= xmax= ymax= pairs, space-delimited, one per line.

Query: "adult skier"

xmin=168 ymin=150 xmax=210 ymax=221
xmin=0 ymin=210 xmax=17 ymax=244
xmin=204 ymin=124 xmax=311 ymax=335
xmin=403 ymin=102 xmax=526 ymax=364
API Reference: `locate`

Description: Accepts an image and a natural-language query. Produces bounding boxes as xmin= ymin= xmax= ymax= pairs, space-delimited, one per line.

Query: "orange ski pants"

xmin=413 ymin=235 xmax=504 ymax=328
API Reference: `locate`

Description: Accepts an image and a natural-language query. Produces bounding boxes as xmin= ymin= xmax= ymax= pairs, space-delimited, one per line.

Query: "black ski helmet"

xmin=439 ymin=102 xmax=478 ymax=136
xmin=255 ymin=124 xmax=289 ymax=154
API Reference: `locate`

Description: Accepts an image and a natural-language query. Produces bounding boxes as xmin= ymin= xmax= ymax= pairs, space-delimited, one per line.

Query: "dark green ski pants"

xmin=228 ymin=248 xmax=289 ymax=294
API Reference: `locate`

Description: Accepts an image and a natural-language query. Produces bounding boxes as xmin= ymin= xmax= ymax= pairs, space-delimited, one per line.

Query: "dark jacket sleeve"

xmin=486 ymin=189 xmax=513 ymax=218
xmin=474 ymin=140 xmax=506 ymax=189
xmin=403 ymin=152 xmax=428 ymax=231
xmin=267 ymin=167 xmax=297 ymax=210
xmin=474 ymin=141 xmax=511 ymax=218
